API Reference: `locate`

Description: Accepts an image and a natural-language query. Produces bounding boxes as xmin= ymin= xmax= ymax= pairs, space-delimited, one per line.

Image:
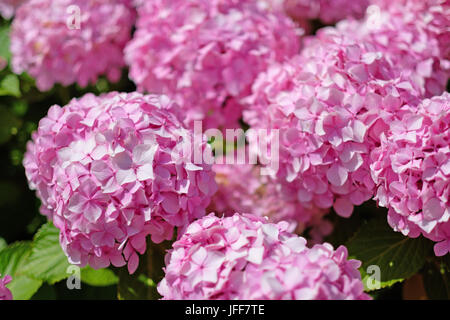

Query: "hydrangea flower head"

xmin=370 ymin=92 xmax=450 ymax=256
xmin=125 ymin=0 xmax=300 ymax=129
xmin=0 ymin=275 xmax=12 ymax=300
xmin=23 ymin=92 xmax=217 ymax=273
xmin=336 ymin=0 xmax=450 ymax=97
xmin=244 ymin=29 xmax=421 ymax=218
xmin=158 ymin=213 xmax=370 ymax=300
xmin=10 ymin=0 xmax=135 ymax=91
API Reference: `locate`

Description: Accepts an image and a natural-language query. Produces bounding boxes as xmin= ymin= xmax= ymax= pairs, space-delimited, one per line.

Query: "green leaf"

xmin=325 ymin=201 xmax=387 ymax=247
xmin=0 ymin=242 xmax=43 ymax=300
xmin=0 ymin=25 xmax=11 ymax=62
xmin=80 ymin=266 xmax=118 ymax=287
xmin=0 ymin=74 xmax=21 ymax=97
xmin=8 ymin=275 xmax=44 ymax=300
xmin=21 ymin=222 xmax=71 ymax=284
xmin=0 ymin=238 xmax=7 ymax=251
xmin=346 ymin=216 xmax=433 ymax=291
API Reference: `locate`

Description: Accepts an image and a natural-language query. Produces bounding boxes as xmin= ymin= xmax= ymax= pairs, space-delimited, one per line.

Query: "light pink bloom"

xmin=10 ymin=0 xmax=135 ymax=91
xmin=125 ymin=0 xmax=300 ymax=130
xmin=209 ymin=163 xmax=332 ymax=243
xmin=0 ymin=0 xmax=26 ymax=18
xmin=0 ymin=275 xmax=12 ymax=300
xmin=23 ymin=92 xmax=217 ymax=274
xmin=158 ymin=213 xmax=370 ymax=300
xmin=336 ymin=0 xmax=450 ymax=97
xmin=370 ymin=92 xmax=450 ymax=256
xmin=244 ymin=29 xmax=421 ymax=218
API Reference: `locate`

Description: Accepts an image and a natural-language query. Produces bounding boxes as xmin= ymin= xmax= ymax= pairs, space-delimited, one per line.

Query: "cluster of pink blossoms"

xmin=370 ymin=92 xmax=450 ymax=256
xmin=265 ymin=0 xmax=369 ymax=25
xmin=23 ymin=92 xmax=217 ymax=273
xmin=10 ymin=0 xmax=135 ymax=91
xmin=124 ymin=0 xmax=300 ymax=129
xmin=0 ymin=275 xmax=12 ymax=300
xmin=0 ymin=0 xmax=26 ymax=19
xmin=158 ymin=213 xmax=370 ymax=300
xmin=209 ymin=163 xmax=332 ymax=243
xmin=335 ymin=0 xmax=450 ymax=97
xmin=244 ymin=28 xmax=421 ymax=218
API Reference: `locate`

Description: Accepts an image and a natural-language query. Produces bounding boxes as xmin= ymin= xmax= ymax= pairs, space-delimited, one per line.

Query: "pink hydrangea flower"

xmin=0 ymin=275 xmax=12 ymax=300
xmin=125 ymin=0 xmax=300 ymax=130
xmin=0 ymin=0 xmax=26 ymax=18
xmin=370 ymin=92 xmax=450 ymax=256
xmin=158 ymin=213 xmax=370 ymax=300
xmin=10 ymin=0 xmax=135 ymax=91
xmin=336 ymin=0 xmax=450 ymax=97
xmin=209 ymin=163 xmax=332 ymax=243
xmin=23 ymin=92 xmax=217 ymax=274
xmin=265 ymin=0 xmax=369 ymax=24
xmin=243 ymin=29 xmax=421 ymax=218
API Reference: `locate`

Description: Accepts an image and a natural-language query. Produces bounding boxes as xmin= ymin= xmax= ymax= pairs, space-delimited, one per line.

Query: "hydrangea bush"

xmin=0 ymin=0 xmax=448 ymax=301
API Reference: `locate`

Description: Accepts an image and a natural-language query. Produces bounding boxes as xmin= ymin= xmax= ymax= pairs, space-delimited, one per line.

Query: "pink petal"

xmin=434 ymin=240 xmax=450 ymax=257
xmin=327 ymin=164 xmax=348 ymax=186
xmin=127 ymin=252 xmax=139 ymax=274
xmin=423 ymin=198 xmax=444 ymax=221
xmin=333 ymin=197 xmax=354 ymax=218
xmin=161 ymin=192 xmax=180 ymax=214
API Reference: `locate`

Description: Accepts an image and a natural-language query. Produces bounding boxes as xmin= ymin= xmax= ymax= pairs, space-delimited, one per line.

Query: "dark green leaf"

xmin=346 ymin=216 xmax=433 ymax=291
xmin=325 ymin=200 xmax=386 ymax=247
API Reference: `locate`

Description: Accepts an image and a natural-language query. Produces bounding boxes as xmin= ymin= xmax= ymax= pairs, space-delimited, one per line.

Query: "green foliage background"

xmin=0 ymin=16 xmax=448 ymax=300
